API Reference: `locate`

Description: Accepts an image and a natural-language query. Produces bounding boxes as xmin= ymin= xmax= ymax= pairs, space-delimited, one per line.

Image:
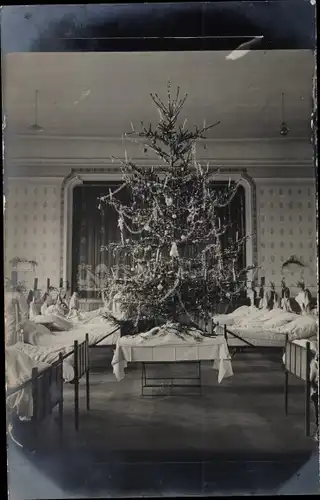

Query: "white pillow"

xmin=212 ymin=314 xmax=236 ymax=326
xmin=263 ymin=312 xmax=298 ymax=329
xmin=279 ymin=315 xmax=318 ymax=340
xmin=229 ymin=306 xmax=252 ymax=317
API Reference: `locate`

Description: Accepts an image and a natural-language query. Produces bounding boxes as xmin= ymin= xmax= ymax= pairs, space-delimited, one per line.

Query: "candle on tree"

xmin=33 ymin=278 xmax=38 ymax=290
xmin=47 ymin=278 xmax=50 ymax=291
xmin=232 ymin=260 xmax=236 ymax=281
xmin=156 ymin=248 xmax=160 ymax=262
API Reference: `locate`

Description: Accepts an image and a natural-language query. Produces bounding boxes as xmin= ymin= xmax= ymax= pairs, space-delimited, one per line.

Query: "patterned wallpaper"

xmin=4 ymin=179 xmax=62 ymax=291
xmin=256 ymin=181 xmax=317 ymax=294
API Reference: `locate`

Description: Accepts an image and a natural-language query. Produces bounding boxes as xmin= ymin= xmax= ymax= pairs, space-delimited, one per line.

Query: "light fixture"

xmin=279 ymin=92 xmax=289 ymax=136
xmin=29 ymin=89 xmax=43 ymax=132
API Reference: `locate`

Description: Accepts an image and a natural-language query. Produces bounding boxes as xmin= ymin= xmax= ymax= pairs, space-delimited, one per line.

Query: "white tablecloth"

xmin=111 ymin=329 xmax=233 ymax=384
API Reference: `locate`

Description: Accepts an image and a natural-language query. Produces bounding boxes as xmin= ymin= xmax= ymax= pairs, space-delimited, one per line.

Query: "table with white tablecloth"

xmin=111 ymin=326 xmax=233 ymax=394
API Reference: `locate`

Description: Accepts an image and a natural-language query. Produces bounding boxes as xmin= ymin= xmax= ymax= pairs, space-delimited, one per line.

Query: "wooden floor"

xmin=7 ymin=348 xmax=318 ymax=497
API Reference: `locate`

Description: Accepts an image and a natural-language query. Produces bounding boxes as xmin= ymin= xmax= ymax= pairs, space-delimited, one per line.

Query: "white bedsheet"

xmin=225 ymin=327 xmax=286 ymax=347
xmin=6 ymin=345 xmax=64 ymax=421
xmin=214 ymin=307 xmax=298 ymax=328
xmin=13 ymin=342 xmax=75 ymax=382
xmin=217 ymin=307 xmax=318 ymax=347
xmin=29 ymin=306 xmax=120 ymax=348
xmin=5 ymin=321 xmax=119 ymax=419
xmin=33 ymin=323 xmax=120 ymax=348
xmin=111 ymin=324 xmax=233 ymax=383
xmin=33 ymin=313 xmax=74 ymax=331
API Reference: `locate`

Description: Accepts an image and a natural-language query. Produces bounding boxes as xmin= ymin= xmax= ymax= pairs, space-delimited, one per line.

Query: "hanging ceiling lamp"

xmin=29 ymin=89 xmax=43 ymax=132
xmin=279 ymin=92 xmax=289 ymax=136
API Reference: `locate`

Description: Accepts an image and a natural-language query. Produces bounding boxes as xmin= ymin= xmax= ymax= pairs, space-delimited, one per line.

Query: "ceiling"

xmin=2 ymin=50 xmax=314 ymax=140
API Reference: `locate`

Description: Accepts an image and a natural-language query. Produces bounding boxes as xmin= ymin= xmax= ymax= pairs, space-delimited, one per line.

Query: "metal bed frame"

xmin=31 ymin=353 xmax=64 ymax=448
xmin=73 ymin=334 xmax=90 ymax=431
xmin=284 ymin=334 xmax=315 ymax=437
xmin=89 ymin=326 xmax=120 ymax=350
xmin=61 ymin=334 xmax=91 ymax=431
xmin=222 ymin=324 xmax=256 ymax=357
xmin=223 ymin=324 xmax=316 ymax=437
xmin=7 ymin=289 xmax=120 ymax=436
xmin=57 ymin=327 xmax=120 ymax=430
xmin=6 ymin=355 xmax=64 ymax=451
xmin=7 ymin=327 xmax=119 ymax=438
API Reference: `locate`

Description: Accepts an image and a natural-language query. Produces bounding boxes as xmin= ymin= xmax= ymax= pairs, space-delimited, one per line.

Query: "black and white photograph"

xmin=2 ymin=2 xmax=318 ymax=498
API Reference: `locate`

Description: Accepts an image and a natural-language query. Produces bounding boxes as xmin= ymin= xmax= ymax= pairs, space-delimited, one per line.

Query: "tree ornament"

xmin=118 ymin=211 xmax=124 ymax=244
xmin=169 ymin=242 xmax=179 ymax=258
xmin=153 ymin=203 xmax=158 ymax=221
xmin=165 ymin=196 xmax=173 ymax=206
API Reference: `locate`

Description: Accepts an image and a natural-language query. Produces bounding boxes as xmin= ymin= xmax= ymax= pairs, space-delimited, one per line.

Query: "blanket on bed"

xmin=6 ymin=346 xmax=49 ymax=420
xmin=21 ymin=308 xmax=119 ymax=349
xmin=213 ymin=307 xmax=318 ymax=341
xmin=6 ymin=343 xmax=74 ymax=421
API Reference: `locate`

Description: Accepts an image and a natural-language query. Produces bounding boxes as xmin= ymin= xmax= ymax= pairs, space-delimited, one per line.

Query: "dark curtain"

xmin=72 ymin=182 xmax=131 ymax=298
xmin=72 ymin=182 xmax=246 ymax=298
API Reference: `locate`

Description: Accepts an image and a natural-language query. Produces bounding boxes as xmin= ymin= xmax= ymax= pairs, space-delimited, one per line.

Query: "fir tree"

xmin=99 ymin=83 xmax=255 ymax=333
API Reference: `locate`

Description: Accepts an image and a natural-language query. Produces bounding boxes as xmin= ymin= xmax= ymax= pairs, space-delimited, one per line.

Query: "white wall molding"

xmin=255 ymin=177 xmax=316 ymax=184
xmin=6 ymin=135 xmax=314 ymax=172
xmin=8 ymin=157 xmax=314 ymax=169
xmin=5 ymin=176 xmax=63 ymax=184
xmin=12 ymin=134 xmax=312 ymax=143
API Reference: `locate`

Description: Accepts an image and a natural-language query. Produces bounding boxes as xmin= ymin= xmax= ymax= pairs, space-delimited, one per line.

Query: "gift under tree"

xmin=99 ymin=83 xmax=255 ymax=334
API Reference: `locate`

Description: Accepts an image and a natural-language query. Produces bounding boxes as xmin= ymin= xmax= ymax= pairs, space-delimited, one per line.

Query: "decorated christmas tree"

xmin=99 ymin=83 xmax=255 ymax=333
